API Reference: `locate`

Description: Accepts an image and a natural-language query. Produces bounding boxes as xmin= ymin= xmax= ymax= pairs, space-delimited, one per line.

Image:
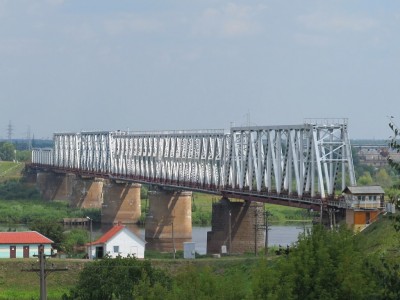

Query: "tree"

xmin=374 ymin=168 xmax=392 ymax=188
xmin=388 ymin=117 xmax=400 ymax=172
xmin=253 ymin=226 xmax=377 ymax=300
xmin=358 ymin=172 xmax=373 ymax=186
xmin=29 ymin=219 xmax=64 ymax=249
xmin=0 ymin=142 xmax=15 ymax=161
xmin=66 ymin=256 xmax=171 ymax=300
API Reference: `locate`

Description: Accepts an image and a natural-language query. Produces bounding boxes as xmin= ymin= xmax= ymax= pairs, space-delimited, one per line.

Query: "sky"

xmin=1 ymin=0 xmax=399 ymax=140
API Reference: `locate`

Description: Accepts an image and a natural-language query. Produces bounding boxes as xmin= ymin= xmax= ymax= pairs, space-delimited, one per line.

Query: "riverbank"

xmin=0 ymin=256 xmax=262 ymax=300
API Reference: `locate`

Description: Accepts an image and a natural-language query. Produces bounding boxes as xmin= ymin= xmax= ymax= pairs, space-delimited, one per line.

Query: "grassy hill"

xmin=0 ymin=259 xmax=86 ymax=300
xmin=355 ymin=212 xmax=400 ymax=259
xmin=0 ymin=162 xmax=24 ymax=183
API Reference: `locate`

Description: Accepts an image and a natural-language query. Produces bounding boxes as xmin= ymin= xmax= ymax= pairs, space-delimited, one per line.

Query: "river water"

xmin=2 ymin=223 xmax=309 ymax=255
xmin=120 ymin=224 xmax=309 ymax=255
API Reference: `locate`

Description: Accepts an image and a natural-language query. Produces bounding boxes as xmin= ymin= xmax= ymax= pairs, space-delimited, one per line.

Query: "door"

xmin=366 ymin=212 xmax=371 ymax=224
xmin=23 ymin=246 xmax=30 ymax=258
xmin=96 ymin=246 xmax=104 ymax=259
xmin=10 ymin=246 xmax=16 ymax=258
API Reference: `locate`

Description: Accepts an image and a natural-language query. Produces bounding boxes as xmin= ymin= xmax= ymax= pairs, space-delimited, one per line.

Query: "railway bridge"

xmin=29 ymin=119 xmax=374 ymax=254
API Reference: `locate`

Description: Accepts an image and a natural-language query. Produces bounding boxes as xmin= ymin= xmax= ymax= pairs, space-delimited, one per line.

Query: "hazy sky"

xmin=1 ymin=0 xmax=399 ymax=140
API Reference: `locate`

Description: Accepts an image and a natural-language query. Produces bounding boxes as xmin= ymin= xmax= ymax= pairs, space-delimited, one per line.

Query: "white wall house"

xmin=87 ymin=225 xmax=145 ymax=259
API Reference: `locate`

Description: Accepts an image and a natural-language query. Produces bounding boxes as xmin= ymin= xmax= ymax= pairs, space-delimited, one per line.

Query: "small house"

xmin=0 ymin=231 xmax=53 ymax=258
xmin=343 ymin=185 xmax=385 ymax=231
xmin=87 ymin=224 xmax=145 ymax=259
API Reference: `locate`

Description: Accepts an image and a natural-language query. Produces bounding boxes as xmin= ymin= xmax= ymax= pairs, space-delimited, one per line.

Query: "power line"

xmin=21 ymin=244 xmax=68 ymax=300
xmin=7 ymin=120 xmax=13 ymax=142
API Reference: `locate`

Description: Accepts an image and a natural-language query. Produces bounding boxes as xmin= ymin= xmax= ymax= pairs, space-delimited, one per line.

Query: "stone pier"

xmin=145 ymin=190 xmax=192 ymax=252
xmin=36 ymin=172 xmax=74 ymax=201
xmin=101 ymin=181 xmax=142 ymax=224
xmin=69 ymin=176 xmax=104 ymax=209
xmin=207 ymin=198 xmax=264 ymax=254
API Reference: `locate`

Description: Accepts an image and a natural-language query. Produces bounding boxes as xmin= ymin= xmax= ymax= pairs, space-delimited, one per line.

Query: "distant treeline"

xmin=351 ymin=139 xmax=388 ymax=146
xmin=0 ymin=139 xmax=53 ymax=150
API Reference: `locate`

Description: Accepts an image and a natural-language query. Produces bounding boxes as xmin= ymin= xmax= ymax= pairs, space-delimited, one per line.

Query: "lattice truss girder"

xmin=110 ymin=132 xmax=227 ymax=187
xmin=226 ymin=124 xmax=356 ymax=198
xmin=31 ymin=122 xmax=356 ymax=199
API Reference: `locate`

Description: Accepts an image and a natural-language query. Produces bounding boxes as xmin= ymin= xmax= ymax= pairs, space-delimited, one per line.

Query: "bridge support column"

xmin=69 ymin=177 xmax=104 ymax=209
xmin=36 ymin=172 xmax=74 ymax=201
xmin=101 ymin=181 xmax=141 ymax=224
xmin=145 ymin=190 xmax=192 ymax=252
xmin=207 ymin=198 xmax=264 ymax=255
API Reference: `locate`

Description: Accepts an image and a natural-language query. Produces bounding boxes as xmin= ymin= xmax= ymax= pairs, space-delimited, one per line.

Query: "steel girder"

xmin=31 ymin=120 xmax=355 ymax=199
xmin=226 ymin=122 xmax=356 ymax=199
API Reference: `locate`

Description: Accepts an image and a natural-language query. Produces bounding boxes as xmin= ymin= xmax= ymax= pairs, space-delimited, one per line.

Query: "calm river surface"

xmin=1 ymin=223 xmax=309 ymax=255
xmin=127 ymin=224 xmax=309 ymax=255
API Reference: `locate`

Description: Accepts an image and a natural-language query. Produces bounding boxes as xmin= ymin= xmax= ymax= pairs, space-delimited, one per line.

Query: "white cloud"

xmin=298 ymin=12 xmax=378 ymax=32
xmin=194 ymin=3 xmax=266 ymax=38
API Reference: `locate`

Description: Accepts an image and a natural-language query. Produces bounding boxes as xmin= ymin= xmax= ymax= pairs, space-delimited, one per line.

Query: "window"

xmin=113 ymin=246 xmax=119 ymax=253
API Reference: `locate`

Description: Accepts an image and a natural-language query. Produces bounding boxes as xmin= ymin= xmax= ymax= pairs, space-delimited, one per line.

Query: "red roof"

xmin=89 ymin=225 xmax=125 ymax=246
xmin=0 ymin=231 xmax=53 ymax=244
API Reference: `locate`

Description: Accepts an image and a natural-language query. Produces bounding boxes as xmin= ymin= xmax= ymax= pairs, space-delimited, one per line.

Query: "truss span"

xmin=31 ymin=119 xmax=356 ymax=207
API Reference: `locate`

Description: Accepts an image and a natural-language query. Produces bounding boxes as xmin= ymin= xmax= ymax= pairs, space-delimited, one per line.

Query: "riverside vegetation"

xmin=1 ymin=216 xmax=400 ymax=300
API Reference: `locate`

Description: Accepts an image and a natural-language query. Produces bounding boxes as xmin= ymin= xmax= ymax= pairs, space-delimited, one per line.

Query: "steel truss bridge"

xmin=31 ymin=119 xmax=356 ymax=210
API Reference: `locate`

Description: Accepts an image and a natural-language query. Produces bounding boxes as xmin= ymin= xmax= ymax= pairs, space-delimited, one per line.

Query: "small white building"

xmin=87 ymin=224 xmax=145 ymax=259
xmin=0 ymin=231 xmax=53 ymax=258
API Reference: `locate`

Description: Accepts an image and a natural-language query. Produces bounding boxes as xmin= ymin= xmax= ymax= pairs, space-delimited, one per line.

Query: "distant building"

xmin=87 ymin=224 xmax=145 ymax=259
xmin=0 ymin=231 xmax=53 ymax=258
xmin=343 ymin=185 xmax=385 ymax=232
xmin=354 ymin=145 xmax=400 ymax=167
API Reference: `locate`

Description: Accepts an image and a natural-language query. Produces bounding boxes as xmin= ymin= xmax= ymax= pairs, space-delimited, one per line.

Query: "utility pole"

xmin=22 ymin=244 xmax=68 ymax=300
xmin=254 ymin=209 xmax=258 ymax=256
xmin=86 ymin=216 xmax=93 ymax=259
xmin=264 ymin=211 xmax=271 ymax=256
xmin=172 ymin=221 xmax=176 ymax=259
xmin=228 ymin=209 xmax=232 ymax=255
xmin=26 ymin=126 xmax=32 ymax=150
xmin=39 ymin=246 xmax=46 ymax=300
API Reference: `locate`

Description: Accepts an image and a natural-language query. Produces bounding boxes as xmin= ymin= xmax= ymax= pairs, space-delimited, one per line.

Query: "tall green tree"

xmin=29 ymin=219 xmax=64 ymax=249
xmin=0 ymin=142 xmax=15 ymax=161
xmin=252 ymin=226 xmax=378 ymax=300
xmin=66 ymin=256 xmax=171 ymax=300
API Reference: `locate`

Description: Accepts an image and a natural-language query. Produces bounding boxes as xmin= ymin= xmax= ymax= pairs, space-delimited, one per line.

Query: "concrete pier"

xmin=145 ymin=190 xmax=192 ymax=252
xmin=101 ymin=181 xmax=142 ymax=224
xmin=207 ymin=198 xmax=264 ymax=254
xmin=36 ymin=172 xmax=74 ymax=201
xmin=69 ymin=177 xmax=104 ymax=209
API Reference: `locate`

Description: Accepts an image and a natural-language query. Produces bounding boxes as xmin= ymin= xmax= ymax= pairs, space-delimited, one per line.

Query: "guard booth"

xmin=343 ymin=186 xmax=385 ymax=232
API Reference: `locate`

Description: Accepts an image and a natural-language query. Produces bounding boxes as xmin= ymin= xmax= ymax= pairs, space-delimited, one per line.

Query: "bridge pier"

xmin=207 ymin=198 xmax=264 ymax=255
xmin=145 ymin=190 xmax=192 ymax=252
xmin=101 ymin=181 xmax=142 ymax=224
xmin=69 ymin=176 xmax=104 ymax=209
xmin=36 ymin=172 xmax=74 ymax=201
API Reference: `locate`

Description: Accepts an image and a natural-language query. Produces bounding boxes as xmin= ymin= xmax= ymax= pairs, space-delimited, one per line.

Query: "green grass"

xmin=0 ymin=199 xmax=93 ymax=224
xmin=0 ymin=255 xmax=261 ymax=299
xmin=0 ymin=162 xmax=24 ymax=183
xmin=0 ymin=259 xmax=86 ymax=300
xmin=355 ymin=212 xmax=400 ymax=259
